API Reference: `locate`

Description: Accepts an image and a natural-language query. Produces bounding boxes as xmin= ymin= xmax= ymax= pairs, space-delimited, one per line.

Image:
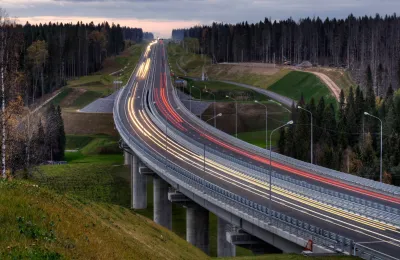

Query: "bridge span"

xmin=114 ymin=41 xmax=400 ymax=259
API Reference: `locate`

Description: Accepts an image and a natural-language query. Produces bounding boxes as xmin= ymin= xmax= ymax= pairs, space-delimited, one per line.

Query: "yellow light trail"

xmin=121 ymin=42 xmax=400 ymax=251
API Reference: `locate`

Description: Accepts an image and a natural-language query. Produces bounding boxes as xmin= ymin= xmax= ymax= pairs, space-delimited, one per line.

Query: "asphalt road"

xmin=116 ymin=41 xmax=400 ymax=258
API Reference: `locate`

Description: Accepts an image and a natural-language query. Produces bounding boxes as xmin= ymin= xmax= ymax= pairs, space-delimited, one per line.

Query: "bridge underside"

xmin=123 ymin=148 xmax=332 ymax=256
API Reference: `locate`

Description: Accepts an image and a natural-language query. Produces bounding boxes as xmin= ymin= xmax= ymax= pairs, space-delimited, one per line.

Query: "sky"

xmin=2 ymin=0 xmax=400 ymax=38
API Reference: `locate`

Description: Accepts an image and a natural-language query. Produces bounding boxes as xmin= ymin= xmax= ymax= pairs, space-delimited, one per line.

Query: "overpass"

xmin=113 ymin=41 xmax=400 ymax=259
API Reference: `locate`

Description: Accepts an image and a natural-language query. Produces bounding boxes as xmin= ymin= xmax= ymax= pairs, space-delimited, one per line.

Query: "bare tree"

xmin=0 ymin=8 xmax=9 ymax=178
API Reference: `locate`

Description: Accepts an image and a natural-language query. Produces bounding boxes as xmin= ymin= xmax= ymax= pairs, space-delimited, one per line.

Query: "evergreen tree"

xmin=345 ymin=87 xmax=358 ymax=146
xmin=365 ymin=65 xmax=376 ymax=112
xmin=56 ymin=105 xmax=66 ymax=160
xmin=360 ymin=133 xmax=378 ymax=180
xmin=278 ymin=127 xmax=286 ymax=154
xmin=294 ymin=110 xmax=310 ymax=162
xmin=315 ymin=97 xmax=325 ymax=143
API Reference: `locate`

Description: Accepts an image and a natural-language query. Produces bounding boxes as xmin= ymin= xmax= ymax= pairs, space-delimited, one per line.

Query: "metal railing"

xmin=166 ymin=60 xmax=400 ymax=197
xmin=112 ymin=43 xmax=399 ymax=260
xmin=146 ymin=90 xmax=400 ymax=228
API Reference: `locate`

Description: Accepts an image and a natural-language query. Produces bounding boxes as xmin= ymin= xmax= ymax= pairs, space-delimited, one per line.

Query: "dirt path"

xmin=304 ymin=71 xmax=341 ymax=101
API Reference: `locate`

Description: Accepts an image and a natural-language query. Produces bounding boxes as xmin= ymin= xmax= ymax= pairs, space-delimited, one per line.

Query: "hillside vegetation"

xmin=268 ymin=71 xmax=337 ymax=105
xmin=0 ymin=134 xmax=208 ymax=260
xmin=168 ymin=43 xmax=339 ymax=106
xmin=0 ymin=179 xmax=207 ymax=260
xmin=53 ymin=44 xmax=144 ymax=111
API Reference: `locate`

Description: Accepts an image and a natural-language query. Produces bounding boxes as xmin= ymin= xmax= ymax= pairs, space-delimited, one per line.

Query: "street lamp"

xmin=364 ymin=112 xmax=383 ymax=182
xmin=255 ymin=100 xmax=268 ymax=149
xmin=205 ymin=90 xmax=216 ymax=127
xmin=190 ymin=85 xmax=193 ymax=112
xmin=298 ymin=105 xmax=313 ymax=164
xmin=269 ymin=120 xmax=293 ymax=222
xmin=226 ymin=95 xmax=238 ymax=138
xmin=203 ymin=113 xmax=222 ymax=173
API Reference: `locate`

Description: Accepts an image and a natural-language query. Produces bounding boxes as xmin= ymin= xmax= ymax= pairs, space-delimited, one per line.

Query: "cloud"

xmin=5 ymin=0 xmax=400 ymax=37
xmin=16 ymin=16 xmax=200 ymax=37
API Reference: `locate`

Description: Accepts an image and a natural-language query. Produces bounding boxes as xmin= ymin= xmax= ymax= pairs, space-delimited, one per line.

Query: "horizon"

xmin=3 ymin=0 xmax=400 ymax=38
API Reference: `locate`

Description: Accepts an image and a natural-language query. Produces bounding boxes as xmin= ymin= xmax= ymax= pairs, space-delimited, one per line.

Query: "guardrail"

xmin=114 ymin=85 xmax=350 ymax=254
xmin=147 ymin=86 xmax=400 ymax=228
xmin=113 ymin=43 xmax=399 ymax=260
xmin=164 ymin=52 xmax=400 ymax=198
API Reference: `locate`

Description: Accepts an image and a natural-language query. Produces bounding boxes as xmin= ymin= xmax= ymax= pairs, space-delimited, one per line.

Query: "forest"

xmin=278 ymin=66 xmax=400 ymax=186
xmin=0 ymin=8 xmax=151 ymax=177
xmin=172 ymin=14 xmax=400 ymax=96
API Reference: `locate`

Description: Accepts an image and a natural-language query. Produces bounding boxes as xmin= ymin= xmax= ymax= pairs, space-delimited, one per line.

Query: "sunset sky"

xmin=3 ymin=0 xmax=400 ymax=38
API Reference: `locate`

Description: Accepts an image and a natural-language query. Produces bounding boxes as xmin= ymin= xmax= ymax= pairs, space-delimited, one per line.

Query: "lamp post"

xmin=298 ymin=105 xmax=313 ymax=164
xmin=226 ymin=95 xmax=238 ymax=138
xmin=255 ymin=100 xmax=268 ymax=149
xmin=190 ymin=85 xmax=193 ymax=112
xmin=203 ymin=113 xmax=222 ymax=173
xmin=269 ymin=120 xmax=293 ymax=222
xmin=205 ymin=90 xmax=216 ymax=127
xmin=364 ymin=112 xmax=383 ymax=182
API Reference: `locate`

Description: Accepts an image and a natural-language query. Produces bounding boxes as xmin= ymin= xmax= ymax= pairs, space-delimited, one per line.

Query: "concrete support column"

xmin=217 ymin=218 xmax=236 ymax=257
xmin=153 ymin=176 xmax=172 ymax=230
xmin=124 ymin=150 xmax=132 ymax=165
xmin=131 ymin=154 xmax=147 ymax=209
xmin=186 ymin=205 xmax=209 ymax=254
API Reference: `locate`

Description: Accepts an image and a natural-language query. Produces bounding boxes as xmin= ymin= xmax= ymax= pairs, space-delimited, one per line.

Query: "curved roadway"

xmin=116 ymin=41 xmax=400 ymax=258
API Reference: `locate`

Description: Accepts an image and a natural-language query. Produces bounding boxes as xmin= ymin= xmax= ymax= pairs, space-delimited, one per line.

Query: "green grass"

xmin=55 ymin=44 xmax=145 ymax=109
xmin=268 ymin=71 xmax=337 ymax=106
xmin=179 ymin=78 xmax=269 ymax=102
xmin=51 ymin=88 xmax=73 ymax=106
xmin=237 ymin=130 xmax=280 ymax=148
xmin=65 ymin=135 xmax=94 ymax=150
xmin=0 ymin=179 xmax=207 ymax=260
xmin=71 ymin=91 xmax=103 ymax=108
xmin=167 ymin=43 xmax=289 ymax=91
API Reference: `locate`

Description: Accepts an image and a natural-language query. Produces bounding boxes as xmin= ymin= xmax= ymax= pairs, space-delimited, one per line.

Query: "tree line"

xmin=278 ymin=65 xmax=400 ymax=186
xmin=172 ymin=13 xmax=400 ymax=95
xmin=0 ymin=8 xmax=148 ymax=178
xmin=19 ymin=22 xmax=145 ymax=104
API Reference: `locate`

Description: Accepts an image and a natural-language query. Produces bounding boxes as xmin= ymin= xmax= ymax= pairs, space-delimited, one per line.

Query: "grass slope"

xmin=167 ymin=43 xmax=288 ymax=90
xmin=180 ymin=77 xmax=269 ymax=102
xmin=54 ymin=44 xmax=145 ymax=110
xmin=0 ymin=180 xmax=207 ymax=260
xmin=237 ymin=130 xmax=280 ymax=148
xmin=268 ymin=71 xmax=337 ymax=105
xmin=7 ymin=134 xmax=208 ymax=259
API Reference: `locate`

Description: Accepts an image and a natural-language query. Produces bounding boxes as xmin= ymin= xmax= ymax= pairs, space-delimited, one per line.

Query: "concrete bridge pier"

xmin=124 ymin=150 xmax=132 ymax=165
xmin=186 ymin=205 xmax=210 ymax=255
xmin=153 ymin=175 xmax=172 ymax=230
xmin=217 ymin=217 xmax=236 ymax=257
xmin=130 ymin=154 xmax=147 ymax=209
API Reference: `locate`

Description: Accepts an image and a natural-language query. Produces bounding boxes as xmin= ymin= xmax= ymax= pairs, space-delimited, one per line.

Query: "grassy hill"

xmin=1 ymin=134 xmax=208 ymax=259
xmin=268 ymin=71 xmax=337 ymax=106
xmin=0 ymin=179 xmax=208 ymax=260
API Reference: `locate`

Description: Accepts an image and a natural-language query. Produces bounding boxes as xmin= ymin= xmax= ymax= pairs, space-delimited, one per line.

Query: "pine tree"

xmin=57 ymin=105 xmax=66 ymax=160
xmin=365 ymin=65 xmax=375 ymax=112
xmin=345 ymin=87 xmax=358 ymax=147
xmin=339 ymin=89 xmax=345 ymax=111
xmin=278 ymin=127 xmax=286 ymax=154
xmin=315 ymin=97 xmax=325 ymax=143
xmin=294 ymin=109 xmax=310 ymax=162
xmin=360 ymin=133 xmax=378 ymax=180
